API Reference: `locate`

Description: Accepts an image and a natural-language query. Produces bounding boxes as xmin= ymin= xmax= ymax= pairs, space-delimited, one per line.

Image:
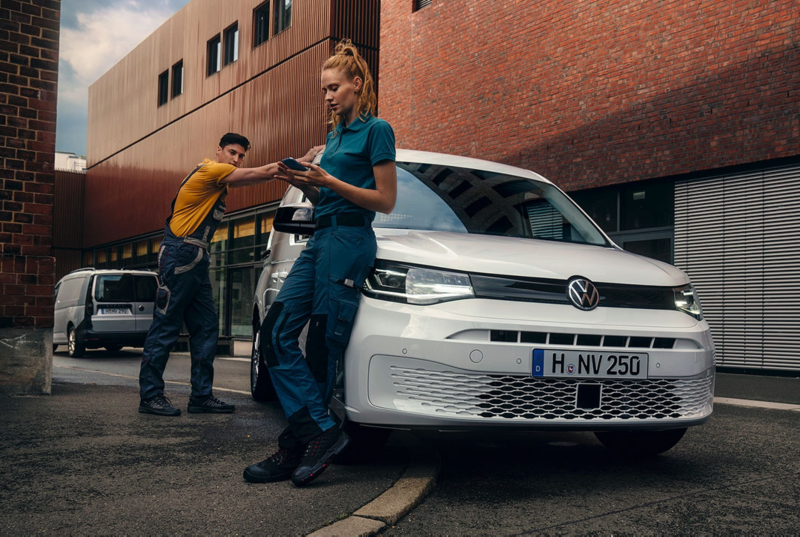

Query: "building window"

xmin=253 ymin=1 xmax=270 ymax=47
xmin=414 ymin=0 xmax=432 ymax=11
xmin=158 ymin=70 xmax=169 ymax=106
xmin=207 ymin=34 xmax=221 ymax=76
xmin=570 ymin=180 xmax=675 ymax=264
xmin=171 ymin=60 xmax=183 ymax=98
xmin=274 ymin=0 xmax=291 ymax=34
xmin=223 ymin=23 xmax=239 ymax=66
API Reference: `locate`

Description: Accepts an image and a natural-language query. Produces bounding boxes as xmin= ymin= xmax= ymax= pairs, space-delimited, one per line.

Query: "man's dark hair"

xmin=219 ymin=132 xmax=250 ymax=151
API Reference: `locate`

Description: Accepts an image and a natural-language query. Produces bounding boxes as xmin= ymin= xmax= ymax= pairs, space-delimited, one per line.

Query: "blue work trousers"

xmin=139 ymin=238 xmax=218 ymax=400
xmin=260 ymin=221 xmax=376 ymax=446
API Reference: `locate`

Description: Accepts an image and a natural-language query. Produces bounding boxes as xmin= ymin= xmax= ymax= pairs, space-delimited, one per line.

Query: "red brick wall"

xmin=380 ymin=0 xmax=800 ymax=191
xmin=0 ymin=0 xmax=60 ymax=328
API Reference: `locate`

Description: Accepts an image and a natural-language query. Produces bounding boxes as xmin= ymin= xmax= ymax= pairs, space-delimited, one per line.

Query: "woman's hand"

xmin=277 ymin=162 xmax=332 ymax=188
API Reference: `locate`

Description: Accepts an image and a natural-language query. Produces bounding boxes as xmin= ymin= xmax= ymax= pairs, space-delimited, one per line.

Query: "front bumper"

xmin=339 ymin=297 xmax=715 ymax=431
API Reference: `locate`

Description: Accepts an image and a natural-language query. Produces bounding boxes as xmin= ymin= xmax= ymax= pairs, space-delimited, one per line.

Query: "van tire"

xmin=594 ymin=428 xmax=687 ymax=457
xmin=251 ymin=329 xmax=278 ymax=402
xmin=68 ymin=326 xmax=85 ymax=358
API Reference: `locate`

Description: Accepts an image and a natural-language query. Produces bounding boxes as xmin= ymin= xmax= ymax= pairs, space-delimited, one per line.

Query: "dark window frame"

xmin=157 ymin=69 xmax=169 ymax=106
xmin=223 ymin=22 xmax=239 ymax=66
xmin=207 ymin=34 xmax=221 ymax=76
xmin=414 ymin=0 xmax=432 ymax=12
xmin=253 ymin=1 xmax=270 ymax=48
xmin=171 ymin=60 xmax=183 ymax=98
xmin=273 ymin=0 xmax=292 ymax=35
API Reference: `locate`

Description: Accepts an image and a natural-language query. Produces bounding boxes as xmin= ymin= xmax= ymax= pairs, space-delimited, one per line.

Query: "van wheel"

xmin=250 ymin=331 xmax=277 ymax=402
xmin=104 ymin=344 xmax=123 ymax=353
xmin=334 ymin=423 xmax=392 ymax=465
xmin=67 ymin=326 xmax=85 ymax=358
xmin=594 ymin=428 xmax=687 ymax=457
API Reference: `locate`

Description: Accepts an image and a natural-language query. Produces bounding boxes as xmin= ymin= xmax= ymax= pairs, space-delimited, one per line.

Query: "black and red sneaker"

xmin=243 ymin=447 xmax=303 ymax=483
xmin=291 ymin=427 xmax=350 ymax=487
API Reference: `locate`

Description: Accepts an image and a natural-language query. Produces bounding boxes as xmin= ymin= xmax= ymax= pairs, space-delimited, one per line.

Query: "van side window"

xmin=135 ymin=276 xmax=158 ymax=302
xmin=95 ymin=274 xmax=134 ymax=302
xmin=54 ymin=282 xmax=61 ymax=301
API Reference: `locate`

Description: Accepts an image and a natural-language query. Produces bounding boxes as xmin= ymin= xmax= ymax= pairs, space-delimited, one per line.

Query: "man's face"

xmin=216 ymin=143 xmax=246 ymax=167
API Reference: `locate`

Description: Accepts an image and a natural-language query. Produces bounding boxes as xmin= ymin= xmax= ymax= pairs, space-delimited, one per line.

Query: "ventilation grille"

xmin=389 ymin=366 xmax=713 ymax=422
xmin=487 ymin=330 xmax=676 ymax=349
xmin=414 ymin=0 xmax=432 ymax=11
xmin=675 ymin=163 xmax=800 ymax=371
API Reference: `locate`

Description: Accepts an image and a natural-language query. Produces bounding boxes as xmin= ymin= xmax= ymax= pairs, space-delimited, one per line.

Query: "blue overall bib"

xmin=259 ymin=215 xmax=377 ymax=448
xmin=139 ymin=165 xmax=226 ymax=400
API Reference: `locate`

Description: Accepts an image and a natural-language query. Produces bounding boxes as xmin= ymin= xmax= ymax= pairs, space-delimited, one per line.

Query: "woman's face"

xmin=321 ymin=68 xmax=361 ymax=121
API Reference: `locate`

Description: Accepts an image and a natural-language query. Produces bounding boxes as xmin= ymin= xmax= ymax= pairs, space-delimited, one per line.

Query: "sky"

xmin=56 ymin=0 xmax=191 ymax=157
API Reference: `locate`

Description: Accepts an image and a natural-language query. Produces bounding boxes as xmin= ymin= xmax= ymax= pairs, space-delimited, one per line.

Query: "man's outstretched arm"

xmin=220 ymin=163 xmax=281 ymax=187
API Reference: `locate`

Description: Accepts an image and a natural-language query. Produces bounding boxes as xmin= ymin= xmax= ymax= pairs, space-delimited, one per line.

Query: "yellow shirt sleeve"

xmin=168 ymin=159 xmax=236 ymax=237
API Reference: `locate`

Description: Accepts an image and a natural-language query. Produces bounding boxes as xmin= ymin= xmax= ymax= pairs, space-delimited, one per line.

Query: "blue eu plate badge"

xmin=533 ymin=349 xmax=544 ymax=378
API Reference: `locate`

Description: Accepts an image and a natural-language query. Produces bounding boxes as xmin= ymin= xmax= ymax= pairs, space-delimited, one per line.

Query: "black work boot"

xmin=139 ymin=394 xmax=181 ymax=416
xmin=291 ymin=427 xmax=350 ymax=487
xmin=187 ymin=395 xmax=235 ymax=413
xmin=243 ymin=447 xmax=303 ymax=483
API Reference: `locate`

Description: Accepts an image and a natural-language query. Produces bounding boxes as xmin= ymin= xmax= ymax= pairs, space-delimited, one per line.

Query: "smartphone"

xmin=281 ymin=157 xmax=309 ymax=171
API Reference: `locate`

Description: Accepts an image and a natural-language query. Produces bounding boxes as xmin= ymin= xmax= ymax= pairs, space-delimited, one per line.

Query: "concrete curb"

xmin=308 ymin=432 xmax=440 ymax=536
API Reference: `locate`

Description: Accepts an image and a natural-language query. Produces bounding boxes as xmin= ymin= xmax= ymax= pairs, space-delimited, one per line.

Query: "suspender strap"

xmin=165 ymin=164 xmax=204 ymax=227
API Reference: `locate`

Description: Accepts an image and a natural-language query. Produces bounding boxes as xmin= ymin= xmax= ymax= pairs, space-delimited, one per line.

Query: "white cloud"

xmin=59 ymin=1 xmax=175 ymax=104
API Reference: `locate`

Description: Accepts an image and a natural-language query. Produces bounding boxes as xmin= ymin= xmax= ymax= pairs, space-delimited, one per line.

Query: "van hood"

xmin=374 ymin=230 xmax=688 ymax=287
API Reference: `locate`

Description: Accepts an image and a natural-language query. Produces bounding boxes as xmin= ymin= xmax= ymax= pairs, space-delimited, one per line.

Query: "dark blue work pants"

xmin=139 ymin=238 xmax=218 ymax=400
xmin=259 ymin=220 xmax=377 ymax=448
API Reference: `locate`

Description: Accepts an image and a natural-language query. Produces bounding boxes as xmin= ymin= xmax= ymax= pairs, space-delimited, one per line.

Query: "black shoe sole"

xmin=291 ymin=431 xmax=350 ymax=487
xmin=187 ymin=406 xmax=235 ymax=414
xmin=242 ymin=467 xmax=296 ymax=483
xmin=138 ymin=406 xmax=181 ymax=416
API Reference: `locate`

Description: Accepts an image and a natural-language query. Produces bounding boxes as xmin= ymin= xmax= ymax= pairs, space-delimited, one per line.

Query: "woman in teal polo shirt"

xmin=244 ymin=40 xmax=397 ymax=487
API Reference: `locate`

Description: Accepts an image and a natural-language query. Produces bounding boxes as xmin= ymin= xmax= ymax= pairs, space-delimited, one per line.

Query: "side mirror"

xmin=273 ymin=203 xmax=316 ymax=235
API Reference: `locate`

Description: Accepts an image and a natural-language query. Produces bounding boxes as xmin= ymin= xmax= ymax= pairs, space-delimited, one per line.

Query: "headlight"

xmin=364 ymin=261 xmax=474 ymax=305
xmin=674 ymin=284 xmax=703 ymax=320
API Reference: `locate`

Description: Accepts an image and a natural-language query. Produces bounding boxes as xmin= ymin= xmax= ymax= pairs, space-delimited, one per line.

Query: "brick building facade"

xmin=0 ymin=0 xmax=60 ymax=394
xmin=380 ymin=0 xmax=798 ymax=191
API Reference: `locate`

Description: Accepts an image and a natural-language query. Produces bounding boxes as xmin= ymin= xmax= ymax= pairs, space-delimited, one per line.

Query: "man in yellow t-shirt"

xmin=139 ymin=133 xmax=285 ymax=417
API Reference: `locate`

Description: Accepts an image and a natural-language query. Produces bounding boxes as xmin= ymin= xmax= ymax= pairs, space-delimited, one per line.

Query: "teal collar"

xmin=337 ymin=112 xmax=372 ymax=133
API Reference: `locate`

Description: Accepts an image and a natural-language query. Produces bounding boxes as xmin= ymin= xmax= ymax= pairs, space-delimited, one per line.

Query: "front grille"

xmin=488 ymin=330 xmax=676 ymax=349
xmin=389 ymin=366 xmax=713 ymax=422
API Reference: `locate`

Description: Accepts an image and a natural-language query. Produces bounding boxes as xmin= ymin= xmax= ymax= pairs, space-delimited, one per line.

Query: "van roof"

xmin=58 ymin=268 xmax=157 ymax=283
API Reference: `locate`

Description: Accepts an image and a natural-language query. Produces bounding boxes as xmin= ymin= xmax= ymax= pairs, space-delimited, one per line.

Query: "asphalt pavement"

xmin=2 ymin=349 xmax=799 ymax=535
xmin=0 ymin=357 xmax=409 ymax=535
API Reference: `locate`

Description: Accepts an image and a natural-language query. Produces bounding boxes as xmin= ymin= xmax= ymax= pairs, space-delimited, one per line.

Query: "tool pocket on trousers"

xmin=155 ymin=284 xmax=171 ymax=315
xmin=330 ymin=291 xmax=359 ymax=346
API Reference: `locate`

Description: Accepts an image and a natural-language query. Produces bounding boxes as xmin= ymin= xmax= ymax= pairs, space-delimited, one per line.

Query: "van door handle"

xmin=138 ymin=305 xmax=145 ymax=311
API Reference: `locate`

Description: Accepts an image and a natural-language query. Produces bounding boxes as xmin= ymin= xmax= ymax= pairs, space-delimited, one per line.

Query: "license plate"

xmin=532 ymin=349 xmax=648 ymax=379
xmin=100 ymin=307 xmax=130 ymax=315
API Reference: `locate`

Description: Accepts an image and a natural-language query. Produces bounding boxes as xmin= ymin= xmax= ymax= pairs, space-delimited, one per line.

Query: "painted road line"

xmin=54 ymin=365 xmax=251 ymax=395
xmin=715 ymin=397 xmax=800 ymax=412
xmin=218 ymin=357 xmax=250 ymax=363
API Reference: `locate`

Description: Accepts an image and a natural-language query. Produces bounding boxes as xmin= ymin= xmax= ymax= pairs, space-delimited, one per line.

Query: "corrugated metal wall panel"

xmin=53 ymin=170 xmax=85 ymax=249
xmin=84 ymin=42 xmax=332 ymax=248
xmin=53 ymin=249 xmax=82 ymax=282
xmin=88 ymin=0 xmax=332 ymax=167
xmin=675 ymin=162 xmax=800 ymax=372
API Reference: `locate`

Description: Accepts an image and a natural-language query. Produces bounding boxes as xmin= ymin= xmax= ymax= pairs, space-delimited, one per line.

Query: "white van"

xmin=53 ymin=268 xmax=159 ymax=357
xmin=251 ymin=150 xmax=715 ymax=459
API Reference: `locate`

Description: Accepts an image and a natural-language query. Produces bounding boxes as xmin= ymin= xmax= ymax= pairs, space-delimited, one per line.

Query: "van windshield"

xmin=373 ymin=163 xmax=609 ymax=246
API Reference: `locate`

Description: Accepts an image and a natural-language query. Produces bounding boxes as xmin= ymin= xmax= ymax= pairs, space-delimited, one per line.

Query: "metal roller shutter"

xmin=674 ymin=163 xmax=800 ymax=372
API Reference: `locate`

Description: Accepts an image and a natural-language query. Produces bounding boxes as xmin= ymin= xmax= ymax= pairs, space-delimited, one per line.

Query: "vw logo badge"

xmin=567 ymin=277 xmax=600 ymax=311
